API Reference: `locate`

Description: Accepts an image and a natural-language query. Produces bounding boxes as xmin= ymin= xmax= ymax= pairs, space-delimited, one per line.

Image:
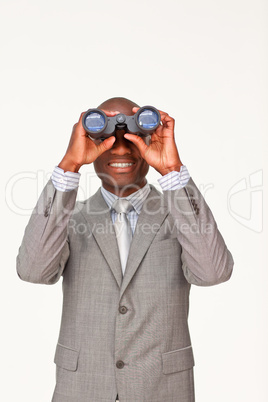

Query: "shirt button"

xmin=116 ymin=360 xmax=125 ymax=369
xmin=119 ymin=306 xmax=128 ymax=314
xmin=59 ymin=179 xmax=64 ymax=183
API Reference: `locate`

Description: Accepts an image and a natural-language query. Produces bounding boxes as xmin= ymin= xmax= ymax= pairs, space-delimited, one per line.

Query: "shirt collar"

xmin=101 ymin=183 xmax=151 ymax=214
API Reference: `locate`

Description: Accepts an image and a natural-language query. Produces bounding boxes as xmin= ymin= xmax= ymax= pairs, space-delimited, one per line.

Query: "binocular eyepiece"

xmin=82 ymin=106 xmax=161 ymax=140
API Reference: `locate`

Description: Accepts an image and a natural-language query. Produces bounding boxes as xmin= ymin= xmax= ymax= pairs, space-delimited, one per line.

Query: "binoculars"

xmin=82 ymin=106 xmax=161 ymax=140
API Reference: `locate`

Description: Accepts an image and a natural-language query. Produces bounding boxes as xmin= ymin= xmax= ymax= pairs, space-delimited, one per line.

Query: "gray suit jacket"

xmin=16 ymin=177 xmax=233 ymax=402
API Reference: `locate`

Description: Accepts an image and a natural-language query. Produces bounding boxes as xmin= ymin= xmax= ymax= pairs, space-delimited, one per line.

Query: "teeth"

xmin=109 ymin=163 xmax=133 ymax=167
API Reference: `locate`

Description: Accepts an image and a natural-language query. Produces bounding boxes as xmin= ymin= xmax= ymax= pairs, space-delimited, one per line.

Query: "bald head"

xmin=98 ymin=97 xmax=139 ymax=116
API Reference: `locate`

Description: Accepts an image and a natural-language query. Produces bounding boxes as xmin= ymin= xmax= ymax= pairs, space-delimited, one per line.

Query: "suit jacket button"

xmin=119 ymin=306 xmax=128 ymax=314
xmin=116 ymin=360 xmax=125 ymax=369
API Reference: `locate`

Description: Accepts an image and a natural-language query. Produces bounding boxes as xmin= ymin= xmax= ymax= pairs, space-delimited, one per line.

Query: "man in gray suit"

xmin=17 ymin=97 xmax=234 ymax=402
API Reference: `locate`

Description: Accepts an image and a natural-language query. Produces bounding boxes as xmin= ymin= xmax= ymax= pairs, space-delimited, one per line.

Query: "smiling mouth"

xmin=108 ymin=163 xmax=134 ymax=168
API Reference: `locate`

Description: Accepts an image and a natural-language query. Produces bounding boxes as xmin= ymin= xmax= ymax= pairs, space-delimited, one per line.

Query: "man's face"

xmin=93 ymin=104 xmax=149 ymax=197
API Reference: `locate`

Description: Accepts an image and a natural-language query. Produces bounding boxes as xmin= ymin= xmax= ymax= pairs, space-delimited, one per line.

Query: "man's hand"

xmin=58 ymin=111 xmax=119 ymax=173
xmin=124 ymin=107 xmax=183 ymax=176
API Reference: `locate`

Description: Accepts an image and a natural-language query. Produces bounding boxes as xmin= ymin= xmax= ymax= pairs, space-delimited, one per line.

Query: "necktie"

xmin=112 ymin=199 xmax=133 ymax=275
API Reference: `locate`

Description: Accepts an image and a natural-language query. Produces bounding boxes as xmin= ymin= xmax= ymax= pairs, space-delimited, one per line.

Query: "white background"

xmin=1 ymin=0 xmax=267 ymax=400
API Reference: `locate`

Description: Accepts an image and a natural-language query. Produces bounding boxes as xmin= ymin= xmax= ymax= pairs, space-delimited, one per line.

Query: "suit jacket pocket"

xmin=54 ymin=343 xmax=79 ymax=371
xmin=149 ymin=238 xmax=180 ymax=252
xmin=162 ymin=345 xmax=195 ymax=374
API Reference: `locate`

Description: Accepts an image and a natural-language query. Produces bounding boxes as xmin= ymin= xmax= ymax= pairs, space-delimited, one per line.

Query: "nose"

xmin=110 ymin=130 xmax=132 ymax=155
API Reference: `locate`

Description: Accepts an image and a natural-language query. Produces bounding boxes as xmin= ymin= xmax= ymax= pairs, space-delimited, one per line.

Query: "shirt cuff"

xmin=51 ymin=166 xmax=81 ymax=192
xmin=158 ymin=165 xmax=190 ymax=191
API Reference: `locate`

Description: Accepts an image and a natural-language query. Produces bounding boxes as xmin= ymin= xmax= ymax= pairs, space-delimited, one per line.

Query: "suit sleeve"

xmin=163 ymin=177 xmax=234 ymax=286
xmin=16 ymin=179 xmax=78 ymax=285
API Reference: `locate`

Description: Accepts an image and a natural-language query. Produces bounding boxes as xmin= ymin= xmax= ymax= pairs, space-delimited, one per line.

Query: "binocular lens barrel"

xmin=84 ymin=111 xmax=106 ymax=132
xmin=137 ymin=109 xmax=159 ymax=130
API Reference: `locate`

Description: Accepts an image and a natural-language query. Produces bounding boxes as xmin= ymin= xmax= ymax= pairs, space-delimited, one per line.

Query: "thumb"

xmin=124 ymin=134 xmax=148 ymax=158
xmin=96 ymin=136 xmax=116 ymax=156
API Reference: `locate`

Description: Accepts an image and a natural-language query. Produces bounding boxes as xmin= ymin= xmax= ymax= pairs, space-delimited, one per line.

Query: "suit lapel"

xmin=119 ymin=186 xmax=169 ymax=299
xmin=79 ymin=186 xmax=169 ymax=296
xmin=79 ymin=188 xmax=123 ymax=288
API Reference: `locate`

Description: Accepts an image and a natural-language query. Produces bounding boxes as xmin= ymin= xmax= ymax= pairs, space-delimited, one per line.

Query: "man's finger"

xmin=124 ymin=134 xmax=148 ymax=157
xmin=100 ymin=110 xmax=121 ymax=116
xmin=77 ymin=112 xmax=86 ymax=125
xmin=159 ymin=113 xmax=175 ymax=130
xmin=74 ymin=112 xmax=87 ymax=136
xmin=96 ymin=136 xmax=116 ymax=155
